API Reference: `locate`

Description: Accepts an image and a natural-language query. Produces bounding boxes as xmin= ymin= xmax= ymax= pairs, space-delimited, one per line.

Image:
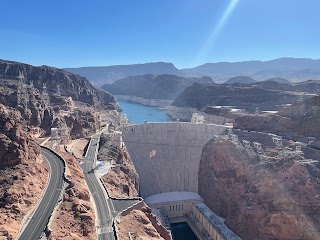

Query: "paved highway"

xmin=18 ymin=147 xmax=65 ymax=240
xmin=82 ymin=136 xmax=115 ymax=240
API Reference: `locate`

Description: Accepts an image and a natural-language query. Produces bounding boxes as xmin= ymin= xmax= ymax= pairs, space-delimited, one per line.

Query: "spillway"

xmin=122 ymin=122 xmax=227 ymax=198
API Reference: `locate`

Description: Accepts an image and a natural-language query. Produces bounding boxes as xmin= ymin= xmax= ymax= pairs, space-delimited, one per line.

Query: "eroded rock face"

xmin=0 ymin=81 xmax=55 ymax=133
xmin=198 ymin=139 xmax=320 ymax=240
xmin=0 ymin=104 xmax=48 ymax=239
xmin=229 ymin=95 xmax=320 ymax=142
xmin=117 ymin=202 xmax=171 ymax=240
xmin=0 ymin=59 xmax=116 ymax=108
xmin=99 ymin=134 xmax=139 ymax=198
xmin=0 ymin=104 xmax=40 ymax=168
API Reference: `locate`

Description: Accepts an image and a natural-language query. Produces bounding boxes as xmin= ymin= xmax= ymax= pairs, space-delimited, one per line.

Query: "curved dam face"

xmin=123 ymin=122 xmax=227 ymax=198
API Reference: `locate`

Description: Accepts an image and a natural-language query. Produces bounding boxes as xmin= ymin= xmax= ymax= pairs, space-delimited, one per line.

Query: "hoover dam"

xmin=122 ymin=120 xmax=241 ymax=239
xmin=122 ymin=121 xmax=227 ymax=198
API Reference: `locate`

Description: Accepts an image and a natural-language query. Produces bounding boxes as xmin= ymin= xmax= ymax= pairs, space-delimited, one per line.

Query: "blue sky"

xmin=0 ymin=0 xmax=319 ymax=68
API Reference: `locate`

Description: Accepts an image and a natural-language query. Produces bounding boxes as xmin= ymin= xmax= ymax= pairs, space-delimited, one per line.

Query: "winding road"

xmin=81 ymin=136 xmax=115 ymax=240
xmin=18 ymin=147 xmax=65 ymax=240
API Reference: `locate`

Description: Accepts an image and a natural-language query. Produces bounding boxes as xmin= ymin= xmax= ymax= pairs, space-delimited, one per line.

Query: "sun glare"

xmin=194 ymin=0 xmax=240 ymax=65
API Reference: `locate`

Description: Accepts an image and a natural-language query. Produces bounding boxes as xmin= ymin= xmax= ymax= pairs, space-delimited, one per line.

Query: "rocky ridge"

xmin=172 ymin=81 xmax=310 ymax=113
xmin=227 ymin=95 xmax=320 ymax=143
xmin=102 ymin=74 xmax=212 ymax=103
xmin=116 ymin=201 xmax=171 ymax=240
xmin=0 ymin=73 xmax=111 ymax=137
xmin=0 ymin=59 xmax=116 ymax=107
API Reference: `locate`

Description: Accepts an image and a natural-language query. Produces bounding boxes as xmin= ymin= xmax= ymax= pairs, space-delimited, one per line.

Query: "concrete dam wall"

xmin=123 ymin=122 xmax=227 ymax=198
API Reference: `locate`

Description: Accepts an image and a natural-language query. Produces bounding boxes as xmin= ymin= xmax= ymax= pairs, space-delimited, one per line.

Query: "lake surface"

xmin=118 ymin=100 xmax=171 ymax=124
xmin=171 ymin=222 xmax=198 ymax=240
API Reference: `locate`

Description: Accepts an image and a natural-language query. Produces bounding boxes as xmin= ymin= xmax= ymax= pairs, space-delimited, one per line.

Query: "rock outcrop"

xmin=0 ymin=104 xmax=40 ymax=168
xmin=0 ymin=81 xmax=54 ymax=132
xmin=99 ymin=134 xmax=139 ymax=198
xmin=0 ymin=104 xmax=48 ymax=239
xmin=116 ymin=201 xmax=171 ymax=240
xmin=198 ymin=138 xmax=320 ymax=240
xmin=48 ymin=151 xmax=95 ymax=240
xmin=0 ymin=59 xmax=119 ymax=136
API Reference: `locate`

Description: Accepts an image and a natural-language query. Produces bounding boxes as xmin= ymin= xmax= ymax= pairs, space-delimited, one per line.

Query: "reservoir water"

xmin=118 ymin=100 xmax=171 ymax=124
xmin=171 ymin=223 xmax=198 ymax=240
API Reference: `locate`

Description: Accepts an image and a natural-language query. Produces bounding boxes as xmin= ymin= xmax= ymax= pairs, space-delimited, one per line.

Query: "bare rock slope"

xmin=0 ymin=59 xmax=116 ymax=107
xmin=48 ymin=151 xmax=95 ymax=240
xmin=199 ymin=138 xmax=320 ymax=240
xmin=99 ymin=134 xmax=139 ymax=198
xmin=116 ymin=202 xmax=171 ymax=240
xmin=0 ymin=104 xmax=48 ymax=239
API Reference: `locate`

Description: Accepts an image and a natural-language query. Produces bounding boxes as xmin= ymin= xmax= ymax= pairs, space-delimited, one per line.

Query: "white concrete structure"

xmin=145 ymin=192 xmax=241 ymax=239
xmin=191 ymin=113 xmax=205 ymax=124
xmin=308 ymin=137 xmax=316 ymax=145
xmin=123 ymin=122 xmax=227 ymax=198
xmin=145 ymin=192 xmax=203 ymax=220
xmin=50 ymin=127 xmax=70 ymax=140
xmin=192 ymin=203 xmax=241 ymax=240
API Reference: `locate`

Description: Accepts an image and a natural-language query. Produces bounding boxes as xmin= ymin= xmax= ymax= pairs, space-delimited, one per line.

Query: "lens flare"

xmin=194 ymin=0 xmax=240 ymax=64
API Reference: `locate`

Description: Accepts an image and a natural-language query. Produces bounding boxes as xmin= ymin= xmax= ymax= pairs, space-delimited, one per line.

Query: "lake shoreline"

xmin=118 ymin=100 xmax=173 ymax=124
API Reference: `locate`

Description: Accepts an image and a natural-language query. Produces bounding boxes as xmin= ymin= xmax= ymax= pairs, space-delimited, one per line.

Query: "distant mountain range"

xmin=64 ymin=58 xmax=320 ymax=86
xmin=64 ymin=62 xmax=180 ymax=86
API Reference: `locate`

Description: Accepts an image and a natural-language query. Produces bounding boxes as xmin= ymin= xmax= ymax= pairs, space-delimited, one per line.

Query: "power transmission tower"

xmin=297 ymin=92 xmax=304 ymax=103
xmin=255 ymin=107 xmax=260 ymax=115
xmin=16 ymin=70 xmax=29 ymax=111
xmin=42 ymin=83 xmax=50 ymax=107
xmin=56 ymin=84 xmax=61 ymax=95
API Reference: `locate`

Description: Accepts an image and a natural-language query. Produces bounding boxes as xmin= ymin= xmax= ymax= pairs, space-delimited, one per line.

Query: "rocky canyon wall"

xmin=198 ymin=138 xmax=320 ymax=240
xmin=0 ymin=104 xmax=48 ymax=239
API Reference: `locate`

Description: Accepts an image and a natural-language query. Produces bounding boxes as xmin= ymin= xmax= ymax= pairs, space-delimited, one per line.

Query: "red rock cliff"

xmin=198 ymin=138 xmax=320 ymax=240
xmin=0 ymin=104 xmax=48 ymax=239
